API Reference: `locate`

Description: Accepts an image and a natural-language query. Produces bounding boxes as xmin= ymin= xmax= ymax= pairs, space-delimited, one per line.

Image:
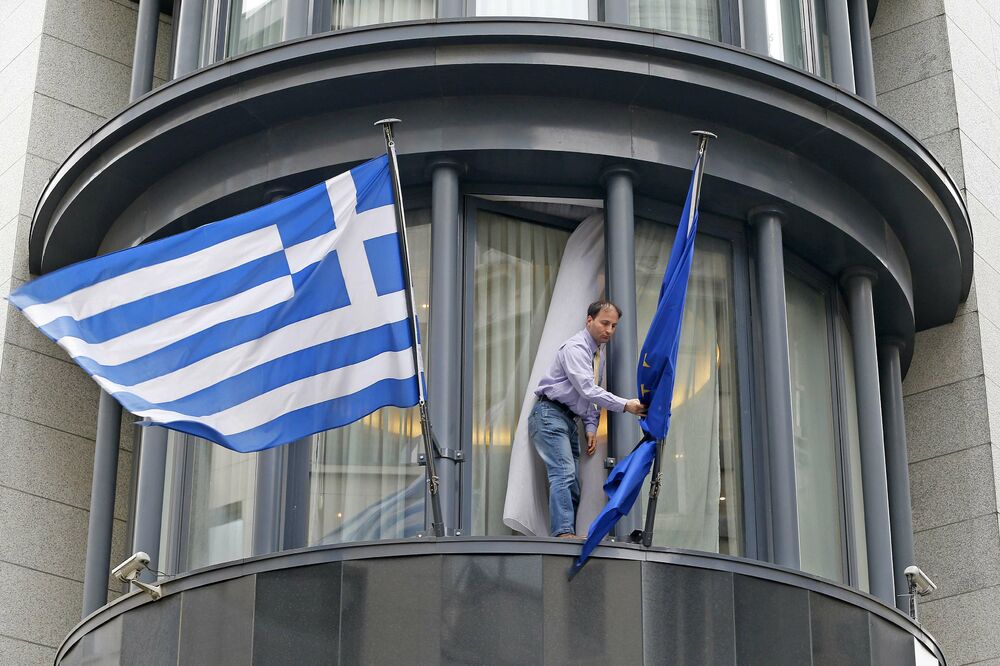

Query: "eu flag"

xmin=571 ymin=145 xmax=708 ymax=577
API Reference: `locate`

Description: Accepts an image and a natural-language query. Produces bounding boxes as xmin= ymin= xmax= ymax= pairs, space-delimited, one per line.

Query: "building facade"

xmin=0 ymin=0 xmax=997 ymax=663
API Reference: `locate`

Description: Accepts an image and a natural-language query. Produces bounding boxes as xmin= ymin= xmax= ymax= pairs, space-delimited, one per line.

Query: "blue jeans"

xmin=529 ymin=400 xmax=581 ymax=536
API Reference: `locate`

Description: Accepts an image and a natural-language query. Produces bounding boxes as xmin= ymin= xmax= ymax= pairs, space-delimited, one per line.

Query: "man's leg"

xmin=529 ymin=402 xmax=578 ymax=537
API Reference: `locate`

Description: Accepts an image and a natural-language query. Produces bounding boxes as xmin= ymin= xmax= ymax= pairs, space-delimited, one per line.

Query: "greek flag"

xmin=9 ymin=155 xmax=420 ymax=453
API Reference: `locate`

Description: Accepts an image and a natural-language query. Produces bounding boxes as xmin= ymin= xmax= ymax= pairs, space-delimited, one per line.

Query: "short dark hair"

xmin=587 ymin=300 xmax=622 ymax=319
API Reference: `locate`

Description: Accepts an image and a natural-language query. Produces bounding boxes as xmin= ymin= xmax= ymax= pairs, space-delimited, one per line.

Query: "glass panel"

xmin=169 ymin=432 xmax=258 ymax=570
xmin=332 ymin=0 xmax=436 ymax=30
xmin=765 ymin=0 xmax=806 ymax=70
xmin=472 ymin=210 xmax=570 ymax=534
xmin=307 ymin=211 xmax=430 ymax=545
xmin=785 ymin=273 xmax=844 ymax=582
xmin=838 ymin=311 xmax=869 ymax=591
xmin=628 ymin=0 xmax=721 ymax=41
xmin=635 ymin=222 xmax=742 ymax=555
xmin=813 ymin=0 xmax=833 ymax=79
xmin=227 ymin=0 xmax=286 ymax=58
xmin=475 ymin=0 xmax=590 ymax=20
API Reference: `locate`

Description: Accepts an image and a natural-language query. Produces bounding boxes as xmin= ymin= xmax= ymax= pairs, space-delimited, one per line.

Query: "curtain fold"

xmin=228 ymin=0 xmax=286 ymax=57
xmin=332 ymin=0 xmax=436 ymax=30
xmin=475 ymin=0 xmax=589 ymax=19
xmin=629 ymin=0 xmax=721 ymax=40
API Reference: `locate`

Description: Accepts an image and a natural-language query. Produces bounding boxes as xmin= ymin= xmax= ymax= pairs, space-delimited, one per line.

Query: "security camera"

xmin=904 ymin=565 xmax=937 ymax=596
xmin=111 ymin=551 xmax=162 ymax=600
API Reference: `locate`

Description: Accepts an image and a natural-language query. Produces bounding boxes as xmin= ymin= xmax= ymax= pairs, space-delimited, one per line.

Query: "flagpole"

xmin=376 ymin=118 xmax=446 ymax=538
xmin=639 ymin=129 xmax=716 ymax=549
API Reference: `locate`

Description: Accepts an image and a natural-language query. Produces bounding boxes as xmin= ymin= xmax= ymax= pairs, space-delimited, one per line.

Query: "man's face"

xmin=586 ymin=306 xmax=620 ymax=345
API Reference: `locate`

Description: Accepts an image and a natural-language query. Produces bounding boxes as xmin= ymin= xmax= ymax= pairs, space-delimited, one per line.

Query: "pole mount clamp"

xmin=418 ymin=449 xmax=464 ymax=465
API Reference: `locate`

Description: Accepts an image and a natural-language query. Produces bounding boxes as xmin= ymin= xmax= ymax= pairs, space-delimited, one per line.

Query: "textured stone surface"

xmin=27 ymin=92 xmax=106 ymax=165
xmin=945 ymin=0 xmax=995 ymax=65
xmin=0 ymin=560 xmax=82 ymax=647
xmin=876 ymin=71 xmax=958 ymax=140
xmin=910 ymin=444 xmax=997 ymax=532
xmin=949 ymin=17 xmax=1000 ymax=113
xmin=961 ymin=134 xmax=1000 ymax=219
xmin=0 ymin=635 xmax=56 ymax=665
xmin=914 ymin=514 xmax=1000 ymax=600
xmin=34 ymin=35 xmax=129 ymax=118
xmin=0 ymin=0 xmax=45 ymax=72
xmin=5 ymin=290 xmax=69 ymax=360
xmin=0 ymin=158 xmax=26 ymax=226
xmin=920 ymin=585 xmax=1000 ymax=665
xmin=872 ymin=15 xmax=952 ymax=94
xmin=923 ymin=128 xmax=966 ymax=192
xmin=0 ymin=485 xmax=89 ymax=582
xmin=872 ymin=0 xmax=944 ymax=38
xmin=43 ymin=0 xmax=139 ymax=68
xmin=903 ymin=312 xmax=983 ymax=396
xmin=0 ymin=97 xmax=33 ymax=174
xmin=17 ymin=152 xmax=57 ymax=218
xmin=987 ymin=378 xmax=1000 ymax=454
xmin=904 ymin=376 xmax=990 ymax=463
xmin=976 ymin=256 xmax=1000 ymax=327
xmin=969 ymin=193 xmax=1000 ymax=274
xmin=0 ymin=37 xmax=41 ymax=120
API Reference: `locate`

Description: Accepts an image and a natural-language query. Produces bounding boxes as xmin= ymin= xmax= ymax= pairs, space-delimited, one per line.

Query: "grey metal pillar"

xmin=826 ymin=0 xmax=856 ymax=91
xmin=132 ymin=426 xmax=168 ymax=583
xmin=174 ymin=0 xmax=205 ymax=77
xmin=603 ymin=0 xmax=629 ymax=24
xmin=603 ymin=167 xmax=641 ymax=538
xmin=81 ymin=393 xmax=122 ymax=616
xmin=750 ymin=207 xmax=799 ymax=568
xmin=842 ymin=268 xmax=894 ymax=605
xmin=848 ymin=0 xmax=877 ymax=102
xmin=878 ymin=339 xmax=915 ymax=612
xmin=429 ymin=160 xmax=463 ymax=532
xmin=253 ymin=447 xmax=285 ymax=555
xmin=130 ymin=0 xmax=160 ymax=100
xmin=283 ymin=438 xmax=312 ymax=549
xmin=438 ymin=0 xmax=465 ymax=18
xmin=741 ymin=0 xmax=769 ymax=55
xmin=283 ymin=0 xmax=310 ymax=40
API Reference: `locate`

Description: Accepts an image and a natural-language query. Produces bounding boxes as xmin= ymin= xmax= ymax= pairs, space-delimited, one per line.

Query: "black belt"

xmin=537 ymin=394 xmax=577 ymax=420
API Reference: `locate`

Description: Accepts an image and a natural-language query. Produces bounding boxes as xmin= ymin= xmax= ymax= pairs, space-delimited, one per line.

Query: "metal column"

xmin=252 ymin=447 xmax=285 ymax=555
xmin=81 ymin=392 xmax=122 ymax=615
xmin=842 ymin=268 xmax=894 ymax=604
xmin=429 ymin=160 xmax=463 ymax=532
xmin=848 ymin=0 xmax=877 ymax=102
xmin=173 ymin=0 xmax=205 ymax=77
xmin=879 ymin=338 xmax=913 ymax=611
xmin=603 ymin=0 xmax=629 ymax=24
xmin=438 ymin=0 xmax=465 ymax=18
xmin=282 ymin=438 xmax=312 ymax=549
xmin=603 ymin=167 xmax=641 ymax=538
xmin=132 ymin=426 xmax=168 ymax=583
xmin=130 ymin=0 xmax=160 ymax=99
xmin=741 ymin=0 xmax=769 ymax=55
xmin=283 ymin=0 xmax=310 ymax=40
xmin=826 ymin=0 xmax=856 ymax=92
xmin=750 ymin=208 xmax=799 ymax=568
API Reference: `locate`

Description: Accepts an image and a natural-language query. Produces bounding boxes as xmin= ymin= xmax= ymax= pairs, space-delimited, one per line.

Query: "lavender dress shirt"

xmin=534 ymin=329 xmax=628 ymax=433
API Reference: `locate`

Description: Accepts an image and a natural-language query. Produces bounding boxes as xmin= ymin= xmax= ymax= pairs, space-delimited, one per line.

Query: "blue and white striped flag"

xmin=10 ymin=155 xmax=420 ymax=453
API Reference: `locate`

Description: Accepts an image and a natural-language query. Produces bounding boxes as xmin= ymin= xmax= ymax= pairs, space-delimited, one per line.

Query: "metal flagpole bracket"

xmin=376 ymin=118 xmax=447 ymax=538
xmin=603 ymin=457 xmax=617 ymax=470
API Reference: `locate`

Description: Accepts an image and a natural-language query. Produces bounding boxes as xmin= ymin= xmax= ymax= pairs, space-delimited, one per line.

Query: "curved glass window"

xmin=765 ymin=0 xmax=832 ymax=78
xmin=629 ymin=0 xmax=722 ymax=41
xmin=227 ymin=0 xmax=286 ymax=58
xmin=474 ymin=0 xmax=590 ymax=19
xmin=635 ymin=221 xmax=742 ymax=555
xmin=331 ymin=0 xmax=436 ymax=31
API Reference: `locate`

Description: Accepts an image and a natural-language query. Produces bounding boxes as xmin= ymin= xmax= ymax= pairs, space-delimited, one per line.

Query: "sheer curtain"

xmin=227 ymin=0 xmax=286 ymax=57
xmin=629 ymin=0 xmax=721 ymax=41
xmin=472 ymin=209 xmax=570 ymax=535
xmin=634 ymin=220 xmax=741 ymax=554
xmin=475 ymin=0 xmax=590 ymax=19
xmin=332 ymin=0 xmax=435 ymax=30
xmin=309 ymin=214 xmax=430 ymax=544
xmin=785 ymin=273 xmax=844 ymax=582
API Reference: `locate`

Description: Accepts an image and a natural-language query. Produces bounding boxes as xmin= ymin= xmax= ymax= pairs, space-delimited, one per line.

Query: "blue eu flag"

xmin=571 ymin=149 xmax=705 ymax=577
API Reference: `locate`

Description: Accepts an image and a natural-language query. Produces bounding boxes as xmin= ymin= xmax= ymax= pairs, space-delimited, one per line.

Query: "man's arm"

xmin=560 ymin=344 xmax=627 ymax=414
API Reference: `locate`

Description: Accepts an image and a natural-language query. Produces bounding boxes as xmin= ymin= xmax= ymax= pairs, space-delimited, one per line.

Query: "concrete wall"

xmin=0 ymin=1 xmax=171 ymax=662
xmin=874 ymin=0 xmax=1000 ymax=663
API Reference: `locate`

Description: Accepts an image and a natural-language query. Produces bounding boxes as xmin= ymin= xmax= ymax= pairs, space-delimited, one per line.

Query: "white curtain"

xmin=332 ymin=0 xmax=436 ymax=30
xmin=228 ymin=0 xmax=286 ymax=57
xmin=502 ymin=213 xmax=608 ymax=537
xmin=629 ymin=0 xmax=720 ymax=40
xmin=475 ymin=0 xmax=589 ymax=19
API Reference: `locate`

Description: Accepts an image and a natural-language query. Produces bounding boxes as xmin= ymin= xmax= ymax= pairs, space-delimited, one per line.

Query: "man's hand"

xmin=625 ymin=399 xmax=647 ymax=416
xmin=586 ymin=432 xmax=597 ymax=456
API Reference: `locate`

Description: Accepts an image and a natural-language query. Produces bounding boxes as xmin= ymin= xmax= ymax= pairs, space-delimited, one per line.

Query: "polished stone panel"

xmin=254 ymin=562 xmax=342 ymax=664
xmin=810 ymin=592 xmax=871 ymax=665
xmin=869 ymin=615 xmax=917 ymax=666
xmin=542 ymin=556 xmax=643 ymax=665
xmin=441 ymin=555 xmax=543 ymax=665
xmin=70 ymin=615 xmax=122 ymax=666
xmin=642 ymin=563 xmax=736 ymax=665
xmin=734 ymin=575 xmax=811 ymax=665
xmin=341 ymin=555 xmax=441 ymax=664
xmin=178 ymin=575 xmax=255 ymax=665
xmin=119 ymin=594 xmax=180 ymax=666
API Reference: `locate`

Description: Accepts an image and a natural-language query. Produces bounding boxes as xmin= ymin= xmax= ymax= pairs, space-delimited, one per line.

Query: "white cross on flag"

xmin=10 ymin=156 xmax=420 ymax=453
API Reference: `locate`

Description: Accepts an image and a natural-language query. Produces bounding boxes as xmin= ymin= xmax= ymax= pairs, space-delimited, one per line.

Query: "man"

xmin=530 ymin=300 xmax=646 ymax=538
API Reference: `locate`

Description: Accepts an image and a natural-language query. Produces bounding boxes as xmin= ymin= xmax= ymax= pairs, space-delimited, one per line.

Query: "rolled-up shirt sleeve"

xmin=559 ymin=344 xmax=627 ymax=433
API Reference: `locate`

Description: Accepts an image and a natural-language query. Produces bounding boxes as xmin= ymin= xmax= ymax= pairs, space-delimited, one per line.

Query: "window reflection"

xmin=227 ymin=0 xmax=286 ymax=58
xmin=838 ymin=307 xmax=869 ymax=591
xmin=475 ymin=0 xmax=590 ymax=19
xmin=629 ymin=0 xmax=721 ymax=41
xmin=634 ymin=222 xmax=742 ymax=555
xmin=332 ymin=0 xmax=436 ymax=31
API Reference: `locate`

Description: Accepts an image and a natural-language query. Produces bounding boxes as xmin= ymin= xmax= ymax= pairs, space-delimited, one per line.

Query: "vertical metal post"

xmin=174 ymin=0 xmax=206 ymax=77
xmin=132 ymin=426 xmax=169 ymax=583
xmin=81 ymin=392 xmax=122 ymax=616
xmin=130 ymin=0 xmax=160 ymax=100
xmin=750 ymin=207 xmax=799 ymax=568
xmin=429 ymin=160 xmax=463 ymax=533
xmin=741 ymin=0 xmax=769 ymax=54
xmin=283 ymin=0 xmax=310 ymax=40
xmin=377 ymin=119 xmax=445 ymax=537
xmin=826 ymin=0 xmax=856 ymax=92
xmin=282 ymin=437 xmax=312 ymax=549
xmin=252 ymin=447 xmax=284 ymax=555
xmin=842 ymin=268 xmax=894 ymax=605
xmin=602 ymin=166 xmax=641 ymax=540
xmin=848 ymin=0 xmax=877 ymax=102
xmin=879 ymin=339 xmax=915 ymax=613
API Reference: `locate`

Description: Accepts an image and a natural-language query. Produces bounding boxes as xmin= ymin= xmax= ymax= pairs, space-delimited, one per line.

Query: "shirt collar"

xmin=580 ymin=328 xmax=600 ymax=354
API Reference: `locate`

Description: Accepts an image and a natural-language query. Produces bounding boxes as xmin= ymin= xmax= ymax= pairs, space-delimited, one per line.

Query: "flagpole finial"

xmin=691 ymin=130 xmax=718 ymax=140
